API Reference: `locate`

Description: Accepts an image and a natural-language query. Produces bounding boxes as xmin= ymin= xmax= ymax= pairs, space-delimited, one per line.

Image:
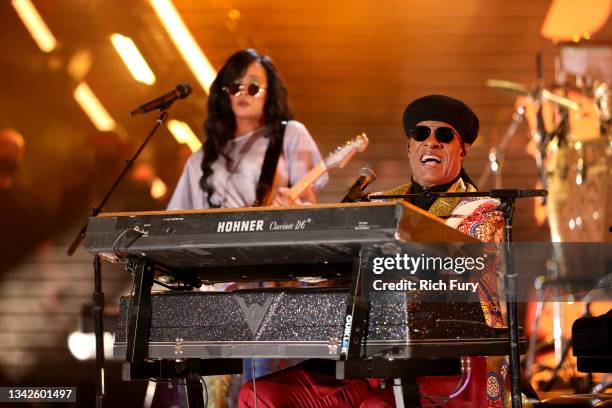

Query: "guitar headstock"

xmin=324 ymin=133 xmax=369 ymax=169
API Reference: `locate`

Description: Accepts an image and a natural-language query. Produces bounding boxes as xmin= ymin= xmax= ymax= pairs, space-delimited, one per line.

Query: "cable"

xmin=421 ymin=396 xmax=448 ymax=407
xmin=152 ymin=279 xmax=193 ymax=291
xmin=124 ymin=270 xmax=138 ymax=346
xmin=448 ymin=357 xmax=472 ymax=398
xmin=112 ymin=225 xmax=146 ymax=262
xmin=420 ymin=356 xmax=472 ymax=407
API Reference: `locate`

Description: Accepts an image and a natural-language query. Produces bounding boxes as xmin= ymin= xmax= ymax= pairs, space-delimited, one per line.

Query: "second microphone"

xmin=341 ymin=166 xmax=377 ymax=203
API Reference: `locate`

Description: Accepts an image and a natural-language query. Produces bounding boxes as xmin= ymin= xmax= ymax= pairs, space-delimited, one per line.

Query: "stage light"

xmin=73 ymin=82 xmax=116 ymax=132
xmin=148 ymin=0 xmax=217 ymax=93
xmin=150 ymin=177 xmax=167 ymax=199
xmin=228 ymin=9 xmax=241 ymax=20
xmin=67 ymin=50 xmax=93 ymax=81
xmin=541 ymin=0 xmax=611 ymax=43
xmin=11 ymin=0 xmax=57 ymax=53
xmin=167 ymin=119 xmax=202 ymax=152
xmin=67 ymin=331 xmax=114 ymax=361
xmin=110 ymin=33 xmax=156 ymax=85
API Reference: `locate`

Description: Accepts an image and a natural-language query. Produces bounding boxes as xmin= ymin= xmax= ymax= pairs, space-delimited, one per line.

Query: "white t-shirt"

xmin=167 ymin=120 xmax=328 ymax=210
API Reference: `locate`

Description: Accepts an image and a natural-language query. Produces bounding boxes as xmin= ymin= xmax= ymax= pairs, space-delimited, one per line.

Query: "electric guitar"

xmin=286 ymin=132 xmax=369 ymax=201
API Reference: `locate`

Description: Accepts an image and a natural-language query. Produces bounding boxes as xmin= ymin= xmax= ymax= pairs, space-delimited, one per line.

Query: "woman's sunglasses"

xmin=408 ymin=125 xmax=458 ymax=143
xmin=223 ymin=83 xmax=266 ymax=97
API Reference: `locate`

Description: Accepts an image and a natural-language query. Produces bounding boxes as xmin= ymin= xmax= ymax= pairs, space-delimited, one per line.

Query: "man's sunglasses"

xmin=408 ymin=125 xmax=458 ymax=143
xmin=222 ymin=83 xmax=266 ymax=97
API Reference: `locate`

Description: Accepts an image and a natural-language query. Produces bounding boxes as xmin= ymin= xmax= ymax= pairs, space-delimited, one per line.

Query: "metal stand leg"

xmin=541 ymin=339 xmax=573 ymax=391
xmin=142 ymin=380 xmax=156 ymax=408
xmin=401 ymin=376 xmax=421 ymax=408
xmin=501 ymin=197 xmax=523 ymax=408
xmin=477 ymin=104 xmax=525 ymax=189
xmin=393 ymin=378 xmax=406 ymax=408
xmin=552 ymin=293 xmax=564 ymax=365
xmin=126 ymin=259 xmax=154 ymax=363
xmin=178 ymin=374 xmax=205 ymax=408
xmin=525 ymin=276 xmax=545 ymax=378
xmin=93 ymin=255 xmax=105 ymax=408
xmin=542 ymin=302 xmax=593 ymax=392
xmin=125 ymin=359 xmax=241 ymax=408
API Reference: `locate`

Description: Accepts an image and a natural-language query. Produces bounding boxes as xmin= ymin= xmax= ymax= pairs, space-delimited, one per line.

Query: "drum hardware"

xmin=486 ymin=79 xmax=580 ymax=111
xmin=545 ymin=282 xmax=612 ymax=392
xmin=546 ymin=139 xmax=569 ymax=181
xmin=490 ymin=55 xmax=612 ymax=399
xmin=592 ymin=375 xmax=611 ymax=394
xmin=594 ymin=82 xmax=611 ymax=130
xmin=525 ymin=267 xmax=612 ymax=393
xmin=486 ymin=61 xmax=580 ymax=196
xmin=524 ymin=276 xmax=546 ymax=379
xmin=574 ymin=142 xmax=587 ymax=185
xmin=489 ymin=148 xmax=499 ymax=173
xmin=524 ymin=265 xmax=608 ymax=393
xmin=485 ymin=79 xmax=564 ymax=200
xmin=476 ymin=103 xmax=525 ymax=189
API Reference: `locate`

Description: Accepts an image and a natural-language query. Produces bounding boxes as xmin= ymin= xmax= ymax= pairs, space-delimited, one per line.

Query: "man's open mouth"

xmin=421 ymin=154 xmax=442 ymax=164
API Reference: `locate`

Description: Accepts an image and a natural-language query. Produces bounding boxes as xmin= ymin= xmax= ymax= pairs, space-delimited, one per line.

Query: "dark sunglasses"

xmin=222 ymin=83 xmax=266 ymax=97
xmin=409 ymin=125 xmax=457 ymax=143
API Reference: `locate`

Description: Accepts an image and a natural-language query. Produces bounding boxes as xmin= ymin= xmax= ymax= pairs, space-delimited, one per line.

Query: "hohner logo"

xmin=217 ymin=219 xmax=264 ymax=233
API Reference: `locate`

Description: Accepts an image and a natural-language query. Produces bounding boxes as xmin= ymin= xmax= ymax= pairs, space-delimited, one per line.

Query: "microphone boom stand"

xmin=361 ymin=188 xmax=547 ymax=408
xmin=66 ymin=109 xmax=171 ymax=408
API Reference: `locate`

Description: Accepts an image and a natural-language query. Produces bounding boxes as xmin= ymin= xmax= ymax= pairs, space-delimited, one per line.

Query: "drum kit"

xmin=486 ymin=66 xmax=611 ymax=243
xmin=487 ymin=61 xmax=612 ymax=392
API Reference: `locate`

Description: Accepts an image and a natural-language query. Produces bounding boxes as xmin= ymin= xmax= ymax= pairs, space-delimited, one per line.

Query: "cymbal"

xmin=541 ymin=89 xmax=580 ymax=111
xmin=486 ymin=79 xmax=529 ymax=95
xmin=486 ymin=79 xmax=579 ymax=111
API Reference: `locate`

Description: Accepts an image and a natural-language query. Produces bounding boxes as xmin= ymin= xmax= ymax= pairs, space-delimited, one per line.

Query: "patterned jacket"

xmin=381 ymin=177 xmax=512 ymax=407
xmin=380 ymin=176 xmax=505 ymax=327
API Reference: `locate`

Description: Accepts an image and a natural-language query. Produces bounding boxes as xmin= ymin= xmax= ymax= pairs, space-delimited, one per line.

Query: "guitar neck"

xmin=287 ymin=161 xmax=327 ymax=200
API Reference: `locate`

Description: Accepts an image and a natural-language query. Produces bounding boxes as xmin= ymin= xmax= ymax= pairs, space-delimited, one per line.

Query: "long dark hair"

xmin=200 ymin=48 xmax=292 ymax=207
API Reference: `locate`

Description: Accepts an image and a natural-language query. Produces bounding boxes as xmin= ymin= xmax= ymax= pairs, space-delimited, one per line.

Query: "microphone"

xmin=130 ymin=83 xmax=193 ymax=116
xmin=341 ymin=166 xmax=377 ymax=203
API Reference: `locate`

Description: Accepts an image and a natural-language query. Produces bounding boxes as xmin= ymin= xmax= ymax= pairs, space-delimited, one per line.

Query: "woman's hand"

xmin=271 ymin=187 xmax=316 ymax=206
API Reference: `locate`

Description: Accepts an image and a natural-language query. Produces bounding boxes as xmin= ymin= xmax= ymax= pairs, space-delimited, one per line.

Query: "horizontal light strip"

xmin=12 ymin=0 xmax=57 ymax=53
xmin=73 ymin=82 xmax=116 ymax=132
xmin=167 ymin=119 xmax=202 ymax=153
xmin=110 ymin=33 xmax=156 ymax=85
xmin=148 ymin=0 xmax=216 ymax=93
